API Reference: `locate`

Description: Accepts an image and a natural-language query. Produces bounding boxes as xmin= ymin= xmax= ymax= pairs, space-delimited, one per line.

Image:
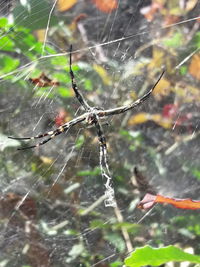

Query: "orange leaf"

xmin=138 ymin=193 xmax=200 ymax=210
xmin=57 ymin=0 xmax=77 ymax=12
xmin=156 ymin=195 xmax=200 ymax=210
xmin=189 ymin=53 xmax=200 ymax=80
xmin=92 ymin=0 xmax=117 ymax=13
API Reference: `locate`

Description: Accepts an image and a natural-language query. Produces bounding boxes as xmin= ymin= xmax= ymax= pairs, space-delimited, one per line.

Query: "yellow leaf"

xmin=184 ymin=0 xmax=198 ymax=11
xmin=129 ymin=91 xmax=137 ymax=100
xmin=128 ymin=113 xmax=172 ymax=129
xmin=57 ymin=0 xmax=77 ymax=12
xmin=34 ymin=29 xmax=46 ymax=42
xmin=148 ymin=47 xmax=165 ymax=69
xmin=189 ymin=53 xmax=200 ymax=80
xmin=151 ymin=114 xmax=172 ymax=129
xmin=40 ymin=156 xmax=53 ymax=165
xmin=152 ymin=78 xmax=171 ymax=97
xmin=172 ymin=84 xmax=200 ymax=103
xmin=93 ymin=64 xmax=112 ymax=85
xmin=128 ymin=113 xmax=150 ymax=125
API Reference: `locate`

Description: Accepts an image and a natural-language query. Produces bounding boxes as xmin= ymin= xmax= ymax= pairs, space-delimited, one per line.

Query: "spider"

xmin=9 ymin=45 xmax=165 ymax=206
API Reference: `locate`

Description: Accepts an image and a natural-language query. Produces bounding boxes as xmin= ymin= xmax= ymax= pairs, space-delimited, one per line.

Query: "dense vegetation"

xmin=0 ymin=0 xmax=200 ymax=266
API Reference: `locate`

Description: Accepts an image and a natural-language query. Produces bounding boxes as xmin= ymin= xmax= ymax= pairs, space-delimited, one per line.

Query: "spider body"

xmin=8 ymin=45 xmax=165 ymax=206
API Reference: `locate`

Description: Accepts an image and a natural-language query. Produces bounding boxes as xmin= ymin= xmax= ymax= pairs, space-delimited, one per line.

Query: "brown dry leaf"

xmin=29 ymin=73 xmax=60 ymax=87
xmin=69 ymin=13 xmax=87 ymax=31
xmin=92 ymin=0 xmax=117 ymax=13
xmin=189 ymin=53 xmax=200 ymax=80
xmin=57 ymin=0 xmax=77 ymax=12
xmin=163 ymin=15 xmax=180 ymax=26
xmin=0 ymin=193 xmax=37 ymax=220
xmin=46 ymin=183 xmax=64 ymax=200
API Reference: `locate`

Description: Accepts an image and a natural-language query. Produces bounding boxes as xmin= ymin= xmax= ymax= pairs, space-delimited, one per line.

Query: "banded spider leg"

xmin=8 ymin=115 xmax=86 ymax=150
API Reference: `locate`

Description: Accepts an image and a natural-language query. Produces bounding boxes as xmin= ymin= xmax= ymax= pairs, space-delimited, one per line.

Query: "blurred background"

xmin=0 ymin=0 xmax=200 ymax=266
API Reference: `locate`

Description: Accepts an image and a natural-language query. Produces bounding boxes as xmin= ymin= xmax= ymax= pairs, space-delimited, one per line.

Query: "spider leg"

xmin=8 ymin=130 xmax=58 ymax=140
xmin=94 ymin=116 xmax=116 ymax=207
xmin=8 ymin=122 xmax=69 ymax=141
xmin=9 ymin=115 xmax=86 ymax=150
xmin=103 ymin=69 xmax=165 ymax=116
xmin=17 ymin=130 xmax=62 ymax=150
xmin=69 ymin=45 xmax=91 ymax=111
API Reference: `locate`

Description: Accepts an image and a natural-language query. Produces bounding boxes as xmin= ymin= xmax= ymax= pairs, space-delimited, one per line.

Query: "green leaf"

xmin=113 ymin=222 xmax=141 ymax=234
xmin=51 ymin=56 xmax=68 ymax=66
xmin=90 ymin=219 xmax=109 ymax=229
xmin=179 ymin=65 xmax=187 ymax=76
xmin=13 ymin=0 xmax=58 ymax=31
xmin=194 ymin=32 xmax=200 ymax=49
xmin=75 ymin=134 xmax=85 ymax=149
xmin=191 ymin=167 xmax=200 ymax=180
xmin=105 ymin=233 xmax=125 ymax=253
xmin=124 ymin=245 xmax=200 ymax=267
xmin=0 ymin=36 xmax=14 ymax=51
xmin=53 ymin=72 xmax=70 ymax=83
xmin=0 ymin=55 xmax=20 ymax=75
xmin=163 ymin=32 xmax=183 ymax=48
xmin=77 ymin=167 xmax=101 ymax=177
xmin=0 ymin=17 xmax=8 ymax=27
xmin=84 ymin=79 xmax=93 ymax=91
xmin=58 ymin=87 xmax=73 ymax=98
xmin=12 ymin=29 xmax=43 ymax=58
xmin=110 ymin=261 xmax=123 ymax=267
xmin=34 ymin=87 xmax=55 ymax=99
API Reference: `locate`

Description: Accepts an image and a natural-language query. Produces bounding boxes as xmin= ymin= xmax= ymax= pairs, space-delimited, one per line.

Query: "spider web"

xmin=0 ymin=0 xmax=200 ymax=266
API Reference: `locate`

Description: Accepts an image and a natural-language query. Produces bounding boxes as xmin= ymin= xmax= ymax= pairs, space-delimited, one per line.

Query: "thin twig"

xmin=114 ymin=206 xmax=133 ymax=253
